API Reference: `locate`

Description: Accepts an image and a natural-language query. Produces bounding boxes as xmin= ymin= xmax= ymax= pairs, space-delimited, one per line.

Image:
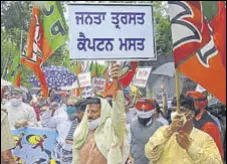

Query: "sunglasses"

xmin=135 ymin=99 xmax=155 ymax=111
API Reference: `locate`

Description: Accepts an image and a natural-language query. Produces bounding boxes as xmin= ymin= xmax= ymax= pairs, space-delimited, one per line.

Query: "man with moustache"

xmin=73 ymin=63 xmax=129 ymax=164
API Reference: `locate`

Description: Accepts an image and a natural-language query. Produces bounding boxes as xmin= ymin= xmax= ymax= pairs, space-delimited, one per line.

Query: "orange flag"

xmin=210 ymin=1 xmax=226 ymax=69
xmin=21 ymin=4 xmax=49 ymax=97
xmin=21 ymin=2 xmax=68 ymax=97
xmin=168 ymin=1 xmax=226 ymax=105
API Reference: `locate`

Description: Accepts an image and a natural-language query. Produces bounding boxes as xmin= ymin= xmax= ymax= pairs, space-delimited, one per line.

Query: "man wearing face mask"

xmin=145 ymin=94 xmax=222 ymax=164
xmin=73 ymin=63 xmax=129 ymax=164
xmin=4 ymin=87 xmax=38 ymax=129
xmin=31 ymin=90 xmax=48 ymax=123
xmin=186 ymin=91 xmax=224 ymax=160
xmin=40 ymin=93 xmax=72 ymax=163
xmin=65 ymin=98 xmax=86 ymax=145
xmin=128 ymin=98 xmax=163 ymax=164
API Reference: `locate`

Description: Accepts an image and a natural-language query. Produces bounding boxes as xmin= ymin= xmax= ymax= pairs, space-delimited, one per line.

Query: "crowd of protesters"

xmin=1 ymin=63 xmax=226 ymax=164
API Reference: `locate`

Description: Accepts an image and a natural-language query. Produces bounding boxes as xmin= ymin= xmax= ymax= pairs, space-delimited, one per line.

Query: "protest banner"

xmin=93 ymin=78 xmax=106 ymax=93
xmin=133 ymin=67 xmax=152 ymax=88
xmin=82 ymin=86 xmax=93 ymax=98
xmin=69 ymin=4 xmax=156 ymax=60
xmin=77 ymin=72 xmax=91 ymax=88
xmin=12 ymin=127 xmax=58 ymax=163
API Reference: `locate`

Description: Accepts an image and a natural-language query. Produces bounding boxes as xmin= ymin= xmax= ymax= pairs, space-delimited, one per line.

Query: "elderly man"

xmin=1 ymin=106 xmax=15 ymax=164
xmin=145 ymin=94 xmax=222 ymax=164
xmin=73 ymin=63 xmax=129 ymax=164
xmin=4 ymin=87 xmax=38 ymax=129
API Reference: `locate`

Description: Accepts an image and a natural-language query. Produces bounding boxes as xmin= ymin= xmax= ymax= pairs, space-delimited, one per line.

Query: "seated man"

xmin=145 ymin=94 xmax=222 ymax=164
xmin=73 ymin=63 xmax=129 ymax=164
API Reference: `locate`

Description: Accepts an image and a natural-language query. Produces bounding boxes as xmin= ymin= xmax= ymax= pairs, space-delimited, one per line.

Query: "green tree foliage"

xmin=1 ymin=1 xmax=69 ymax=87
xmin=1 ymin=1 xmax=172 ymax=88
xmin=153 ymin=1 xmax=172 ymax=55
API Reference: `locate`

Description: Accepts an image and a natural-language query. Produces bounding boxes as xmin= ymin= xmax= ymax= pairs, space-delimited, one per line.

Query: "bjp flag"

xmin=168 ymin=1 xmax=226 ymax=105
xmin=21 ymin=2 xmax=68 ymax=97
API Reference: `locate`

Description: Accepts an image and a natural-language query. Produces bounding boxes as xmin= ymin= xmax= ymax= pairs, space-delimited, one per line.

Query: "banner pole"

xmin=75 ymin=61 xmax=82 ymax=99
xmin=175 ymin=68 xmax=181 ymax=113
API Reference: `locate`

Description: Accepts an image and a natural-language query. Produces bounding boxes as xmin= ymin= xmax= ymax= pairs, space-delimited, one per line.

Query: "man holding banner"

xmin=73 ymin=63 xmax=129 ymax=164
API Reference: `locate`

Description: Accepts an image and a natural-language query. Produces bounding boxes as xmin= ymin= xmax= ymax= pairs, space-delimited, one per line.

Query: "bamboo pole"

xmin=175 ymin=68 xmax=181 ymax=113
xmin=75 ymin=61 xmax=82 ymax=99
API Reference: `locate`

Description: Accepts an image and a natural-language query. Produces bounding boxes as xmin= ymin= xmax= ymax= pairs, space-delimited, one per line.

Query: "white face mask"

xmin=171 ymin=111 xmax=187 ymax=124
xmin=10 ymin=98 xmax=22 ymax=107
xmin=88 ymin=118 xmax=101 ymax=130
xmin=171 ymin=111 xmax=178 ymax=122
xmin=137 ymin=110 xmax=156 ymax=119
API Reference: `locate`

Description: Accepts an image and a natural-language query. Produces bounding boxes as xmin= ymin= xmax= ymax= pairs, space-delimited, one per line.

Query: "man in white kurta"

xmin=40 ymin=95 xmax=72 ymax=163
xmin=4 ymin=87 xmax=38 ymax=129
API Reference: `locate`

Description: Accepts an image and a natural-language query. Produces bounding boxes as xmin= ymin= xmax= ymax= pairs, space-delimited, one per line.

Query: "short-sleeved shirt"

xmin=1 ymin=110 xmax=15 ymax=151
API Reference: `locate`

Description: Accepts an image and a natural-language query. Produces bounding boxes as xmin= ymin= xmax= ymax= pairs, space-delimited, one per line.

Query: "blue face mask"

xmin=67 ymin=106 xmax=78 ymax=120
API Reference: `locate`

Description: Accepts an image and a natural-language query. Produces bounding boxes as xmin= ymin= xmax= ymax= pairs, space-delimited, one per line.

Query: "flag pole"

xmin=75 ymin=61 xmax=82 ymax=99
xmin=175 ymin=68 xmax=181 ymax=113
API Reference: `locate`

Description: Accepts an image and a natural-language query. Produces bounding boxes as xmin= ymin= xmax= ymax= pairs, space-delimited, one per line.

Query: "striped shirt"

xmin=65 ymin=119 xmax=79 ymax=141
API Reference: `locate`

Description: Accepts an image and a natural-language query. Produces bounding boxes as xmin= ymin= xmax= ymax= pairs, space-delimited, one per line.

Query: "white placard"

xmin=82 ymin=86 xmax=93 ymax=98
xmin=78 ymin=72 xmax=91 ymax=88
xmin=69 ymin=4 xmax=156 ymax=60
xmin=93 ymin=78 xmax=106 ymax=93
xmin=196 ymin=84 xmax=206 ymax=92
xmin=133 ymin=67 xmax=152 ymax=88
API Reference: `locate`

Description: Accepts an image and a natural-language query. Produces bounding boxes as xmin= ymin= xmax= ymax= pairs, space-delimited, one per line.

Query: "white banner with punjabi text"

xmin=69 ymin=4 xmax=156 ymax=60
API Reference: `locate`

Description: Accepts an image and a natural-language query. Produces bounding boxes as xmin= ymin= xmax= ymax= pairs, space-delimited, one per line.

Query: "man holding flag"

xmin=153 ymin=1 xmax=226 ymax=163
xmin=145 ymin=94 xmax=222 ymax=164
